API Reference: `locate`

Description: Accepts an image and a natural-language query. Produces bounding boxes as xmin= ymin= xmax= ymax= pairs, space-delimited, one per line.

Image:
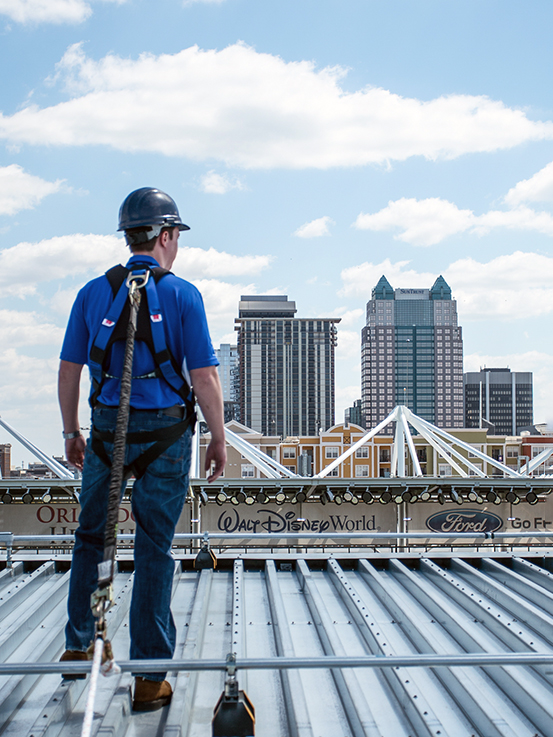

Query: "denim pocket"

xmin=146 ymin=429 xmax=192 ymax=479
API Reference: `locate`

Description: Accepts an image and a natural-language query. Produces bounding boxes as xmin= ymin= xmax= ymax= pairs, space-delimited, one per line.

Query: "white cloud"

xmin=329 ymin=307 xmax=364 ymax=327
xmin=199 ymin=170 xmax=245 ymax=194
xmin=334 ymin=384 xmax=362 ymax=424
xmin=294 ymin=216 xmax=334 ymax=238
xmin=340 ymin=258 xmax=435 ymax=297
xmin=0 ymin=348 xmax=91 ymax=461
xmin=192 ymin=279 xmax=255 ymax=340
xmin=354 ymin=198 xmax=474 ymax=246
xmin=0 ymin=0 xmax=91 ymax=23
xmin=174 ymin=246 xmax=271 ymax=279
xmin=0 ymin=234 xmax=271 ymax=319
xmin=0 ymin=234 xmax=126 ymax=297
xmin=0 ymin=164 xmax=64 ymax=215
xmin=335 ymin=329 xmax=360 ymax=359
xmin=354 ymin=197 xmax=553 ymax=246
xmin=49 ymin=286 xmax=81 ymax=314
xmin=340 ymin=252 xmax=553 ymax=321
xmin=0 ymin=310 xmax=64 ymax=346
xmin=0 ymin=0 xmax=126 ymax=24
xmin=505 ymin=160 xmax=553 ymax=206
xmin=1 ymin=43 xmax=551 ymax=169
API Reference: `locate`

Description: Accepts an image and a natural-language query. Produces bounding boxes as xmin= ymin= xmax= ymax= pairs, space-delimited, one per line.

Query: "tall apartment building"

xmin=215 ymin=343 xmax=240 ymax=422
xmin=361 ymin=275 xmax=464 ymax=431
xmin=464 ymin=367 xmax=533 ymax=435
xmin=235 ymin=296 xmax=340 ymax=437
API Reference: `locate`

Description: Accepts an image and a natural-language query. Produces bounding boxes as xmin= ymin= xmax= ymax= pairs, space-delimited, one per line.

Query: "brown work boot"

xmin=132 ymin=677 xmax=173 ymax=712
xmin=60 ymin=649 xmax=90 ymax=680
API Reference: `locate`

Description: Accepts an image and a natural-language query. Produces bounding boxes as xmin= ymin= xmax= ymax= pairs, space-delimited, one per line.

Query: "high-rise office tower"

xmin=464 ymin=367 xmax=533 ymax=435
xmin=235 ymin=296 xmax=340 ymax=436
xmin=361 ymin=275 xmax=464 ymax=431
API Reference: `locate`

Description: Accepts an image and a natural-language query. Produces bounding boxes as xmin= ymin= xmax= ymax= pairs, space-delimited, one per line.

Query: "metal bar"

xmin=232 ymin=559 xmax=247 ymax=693
xmin=3 ymin=531 xmax=553 ymax=545
xmin=6 ymin=653 xmax=553 ymax=676
xmin=393 ymin=411 xmax=405 ymax=477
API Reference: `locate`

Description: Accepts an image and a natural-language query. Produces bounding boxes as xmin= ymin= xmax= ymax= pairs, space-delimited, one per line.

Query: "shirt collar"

xmin=126 ymin=254 xmax=160 ymax=268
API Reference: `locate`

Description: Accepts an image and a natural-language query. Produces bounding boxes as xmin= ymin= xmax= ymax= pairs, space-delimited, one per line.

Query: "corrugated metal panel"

xmin=2 ymin=554 xmax=553 ymax=736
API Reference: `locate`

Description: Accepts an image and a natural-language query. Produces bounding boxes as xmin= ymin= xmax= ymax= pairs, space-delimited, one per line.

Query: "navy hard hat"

xmin=118 ymin=187 xmax=190 ymax=232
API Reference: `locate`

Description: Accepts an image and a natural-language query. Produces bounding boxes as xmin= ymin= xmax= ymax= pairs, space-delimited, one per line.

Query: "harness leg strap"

xmin=91 ymin=413 xmax=196 ymax=480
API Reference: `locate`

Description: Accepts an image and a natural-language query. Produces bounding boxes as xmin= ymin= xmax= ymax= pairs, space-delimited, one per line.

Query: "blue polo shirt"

xmin=60 ymin=255 xmax=218 ymax=409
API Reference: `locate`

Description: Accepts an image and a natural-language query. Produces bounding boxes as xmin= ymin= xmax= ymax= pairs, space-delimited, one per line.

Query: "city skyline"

xmin=1 ymin=2 xmax=553 ymax=463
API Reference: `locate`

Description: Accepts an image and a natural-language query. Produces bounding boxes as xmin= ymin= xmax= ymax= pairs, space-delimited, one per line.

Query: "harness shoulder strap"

xmin=89 ymin=263 xmax=194 ymax=411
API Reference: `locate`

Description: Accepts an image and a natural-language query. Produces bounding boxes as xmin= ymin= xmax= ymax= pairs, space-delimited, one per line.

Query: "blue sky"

xmin=1 ymin=0 xmax=553 ymax=465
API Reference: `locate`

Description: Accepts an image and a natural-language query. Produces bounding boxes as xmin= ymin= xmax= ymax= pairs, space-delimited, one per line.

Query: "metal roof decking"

xmin=3 ymin=554 xmax=553 ymax=736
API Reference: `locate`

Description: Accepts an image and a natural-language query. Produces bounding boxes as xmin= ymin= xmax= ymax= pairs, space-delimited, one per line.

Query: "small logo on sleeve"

xmin=102 ymin=319 xmax=115 ymax=327
xmin=151 ymin=314 xmax=163 ymax=323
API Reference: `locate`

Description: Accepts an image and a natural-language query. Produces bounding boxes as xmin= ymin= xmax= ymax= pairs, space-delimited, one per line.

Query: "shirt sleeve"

xmin=59 ymin=288 xmax=90 ymax=365
xmin=179 ymin=285 xmax=219 ymax=371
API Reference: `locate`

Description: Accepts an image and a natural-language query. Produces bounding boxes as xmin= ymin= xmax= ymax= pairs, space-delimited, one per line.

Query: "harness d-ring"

xmin=125 ymin=269 xmax=150 ymax=296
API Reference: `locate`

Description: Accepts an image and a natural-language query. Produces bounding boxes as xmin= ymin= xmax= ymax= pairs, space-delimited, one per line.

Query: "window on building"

xmin=325 ymin=447 xmax=340 ymax=459
xmin=355 ymin=465 xmax=369 ymax=477
xmin=355 ymin=446 xmax=369 ymax=458
xmin=438 ymin=464 xmax=452 ymax=476
xmin=283 ymin=448 xmax=296 ymax=459
xmin=328 ymin=467 xmax=339 ymax=477
xmin=379 ymin=447 xmax=391 ymax=462
xmin=241 ymin=464 xmax=255 ymax=478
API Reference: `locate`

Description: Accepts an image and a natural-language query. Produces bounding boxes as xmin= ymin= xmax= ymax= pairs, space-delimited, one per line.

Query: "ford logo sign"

xmin=426 ymin=509 xmax=503 ymax=534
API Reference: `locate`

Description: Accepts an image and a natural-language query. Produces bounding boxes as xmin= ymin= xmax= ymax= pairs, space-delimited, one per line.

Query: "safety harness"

xmin=88 ymin=263 xmax=196 ymax=481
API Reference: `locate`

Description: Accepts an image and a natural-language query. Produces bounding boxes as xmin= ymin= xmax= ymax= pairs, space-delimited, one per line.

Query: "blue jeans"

xmin=65 ymin=406 xmax=192 ymax=681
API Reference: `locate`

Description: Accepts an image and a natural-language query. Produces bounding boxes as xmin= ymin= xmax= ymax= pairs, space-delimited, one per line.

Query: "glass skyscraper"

xmin=235 ymin=296 xmax=340 ymax=437
xmin=361 ymin=276 xmax=464 ymax=431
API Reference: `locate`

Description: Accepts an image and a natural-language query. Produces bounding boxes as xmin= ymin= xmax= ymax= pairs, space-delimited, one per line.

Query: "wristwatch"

xmin=62 ymin=430 xmax=82 ymax=440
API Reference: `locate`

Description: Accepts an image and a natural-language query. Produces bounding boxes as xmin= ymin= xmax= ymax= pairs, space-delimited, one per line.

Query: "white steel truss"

xmin=316 ymin=405 xmax=541 ymax=480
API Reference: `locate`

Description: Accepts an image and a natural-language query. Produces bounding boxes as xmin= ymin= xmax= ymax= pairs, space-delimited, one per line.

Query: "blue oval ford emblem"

xmin=426 ymin=509 xmax=503 ymax=534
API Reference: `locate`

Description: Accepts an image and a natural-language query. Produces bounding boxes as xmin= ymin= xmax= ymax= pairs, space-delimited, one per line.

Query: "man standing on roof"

xmin=58 ymin=187 xmax=226 ymax=712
